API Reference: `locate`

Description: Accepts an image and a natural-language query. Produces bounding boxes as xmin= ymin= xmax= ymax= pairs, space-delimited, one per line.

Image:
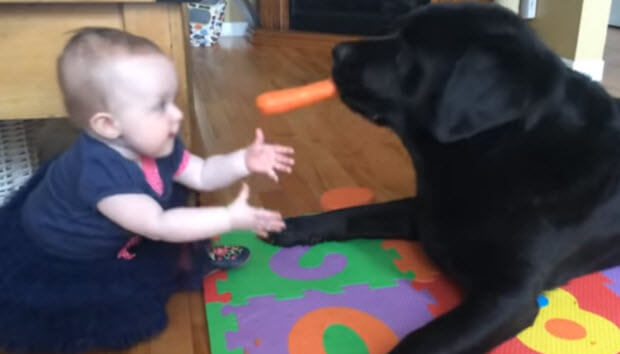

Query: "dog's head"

xmin=332 ymin=3 xmax=566 ymax=144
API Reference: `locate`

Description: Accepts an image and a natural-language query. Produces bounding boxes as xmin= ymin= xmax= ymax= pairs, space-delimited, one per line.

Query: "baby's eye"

xmin=154 ymin=101 xmax=167 ymax=111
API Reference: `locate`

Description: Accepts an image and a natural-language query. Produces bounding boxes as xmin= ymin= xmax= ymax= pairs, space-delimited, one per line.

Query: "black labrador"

xmin=267 ymin=2 xmax=620 ymax=353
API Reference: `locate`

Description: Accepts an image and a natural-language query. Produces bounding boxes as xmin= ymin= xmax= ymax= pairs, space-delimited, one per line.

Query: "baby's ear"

xmin=89 ymin=112 xmax=121 ymax=140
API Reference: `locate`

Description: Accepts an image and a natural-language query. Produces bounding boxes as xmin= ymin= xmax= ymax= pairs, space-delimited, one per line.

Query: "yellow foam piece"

xmin=517 ymin=288 xmax=620 ymax=354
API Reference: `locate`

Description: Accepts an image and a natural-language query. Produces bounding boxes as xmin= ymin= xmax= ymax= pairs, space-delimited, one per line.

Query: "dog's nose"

xmin=332 ymin=43 xmax=353 ymax=63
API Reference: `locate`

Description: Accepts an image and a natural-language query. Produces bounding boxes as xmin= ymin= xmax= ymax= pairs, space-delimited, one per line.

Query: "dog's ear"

xmin=432 ymin=48 xmax=534 ymax=143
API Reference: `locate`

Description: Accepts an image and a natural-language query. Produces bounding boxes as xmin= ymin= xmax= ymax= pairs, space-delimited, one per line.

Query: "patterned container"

xmin=188 ymin=0 xmax=228 ymax=47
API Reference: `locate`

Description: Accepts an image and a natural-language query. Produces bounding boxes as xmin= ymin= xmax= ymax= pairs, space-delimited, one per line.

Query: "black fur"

xmin=268 ymin=3 xmax=620 ymax=353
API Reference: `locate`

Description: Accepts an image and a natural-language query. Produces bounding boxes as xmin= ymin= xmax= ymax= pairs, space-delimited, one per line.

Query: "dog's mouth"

xmin=335 ymin=82 xmax=388 ymax=126
xmin=370 ymin=113 xmax=386 ymax=124
xmin=337 ymin=90 xmax=384 ymax=123
xmin=332 ymin=60 xmax=390 ymax=126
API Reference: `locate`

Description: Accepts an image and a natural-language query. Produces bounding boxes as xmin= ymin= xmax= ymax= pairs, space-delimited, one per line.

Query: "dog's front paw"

xmin=266 ymin=215 xmax=325 ymax=247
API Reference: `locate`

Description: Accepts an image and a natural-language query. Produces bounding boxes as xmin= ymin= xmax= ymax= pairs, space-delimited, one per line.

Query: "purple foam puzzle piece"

xmin=221 ymin=279 xmax=435 ymax=353
xmin=269 ymin=246 xmax=348 ymax=280
xmin=602 ymin=265 xmax=620 ymax=297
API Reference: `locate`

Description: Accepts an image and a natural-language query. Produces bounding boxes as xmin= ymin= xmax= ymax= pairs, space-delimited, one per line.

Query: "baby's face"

xmin=106 ymin=53 xmax=183 ymax=158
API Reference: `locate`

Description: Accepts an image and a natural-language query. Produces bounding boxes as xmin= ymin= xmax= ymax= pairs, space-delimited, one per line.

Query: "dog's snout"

xmin=332 ymin=43 xmax=353 ymax=63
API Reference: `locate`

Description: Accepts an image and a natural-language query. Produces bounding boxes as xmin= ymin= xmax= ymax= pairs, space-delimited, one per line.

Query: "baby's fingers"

xmin=255 ymin=222 xmax=285 ymax=238
xmin=255 ymin=210 xmax=284 ymax=227
xmin=257 ymin=221 xmax=285 ymax=237
xmin=256 ymin=209 xmax=283 ymax=223
xmin=267 ymin=169 xmax=279 ymax=182
xmin=274 ymin=162 xmax=293 ymax=174
xmin=276 ymin=155 xmax=295 ymax=167
xmin=273 ymin=145 xmax=295 ymax=155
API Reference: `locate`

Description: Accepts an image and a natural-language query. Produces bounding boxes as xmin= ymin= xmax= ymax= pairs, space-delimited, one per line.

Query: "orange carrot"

xmin=255 ymin=79 xmax=336 ymax=115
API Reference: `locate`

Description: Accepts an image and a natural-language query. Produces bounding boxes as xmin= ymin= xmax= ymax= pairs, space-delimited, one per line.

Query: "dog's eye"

xmin=394 ymin=50 xmax=419 ymax=93
xmin=396 ymin=51 xmax=406 ymax=66
xmin=395 ymin=48 xmax=415 ymax=75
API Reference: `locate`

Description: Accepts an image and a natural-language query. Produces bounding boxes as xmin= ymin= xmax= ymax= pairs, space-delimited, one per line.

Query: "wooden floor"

xmin=85 ymin=27 xmax=618 ymax=354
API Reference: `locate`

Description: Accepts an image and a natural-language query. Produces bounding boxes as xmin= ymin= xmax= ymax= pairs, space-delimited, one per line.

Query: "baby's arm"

xmin=175 ymin=149 xmax=249 ymax=192
xmin=97 ymin=184 xmax=284 ymax=242
xmin=175 ymin=129 xmax=294 ymax=190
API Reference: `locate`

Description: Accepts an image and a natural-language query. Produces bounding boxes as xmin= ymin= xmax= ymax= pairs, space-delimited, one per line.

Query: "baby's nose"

xmin=170 ymin=104 xmax=183 ymax=121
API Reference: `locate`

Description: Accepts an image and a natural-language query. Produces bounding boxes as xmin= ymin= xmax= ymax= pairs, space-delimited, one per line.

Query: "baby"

xmin=0 ymin=27 xmax=294 ymax=353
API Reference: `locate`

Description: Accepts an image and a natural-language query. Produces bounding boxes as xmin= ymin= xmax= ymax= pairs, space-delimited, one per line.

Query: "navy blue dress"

xmin=0 ymin=133 xmax=213 ymax=353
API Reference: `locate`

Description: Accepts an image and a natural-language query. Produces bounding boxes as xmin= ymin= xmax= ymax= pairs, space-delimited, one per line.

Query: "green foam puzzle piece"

xmin=324 ymin=324 xmax=369 ymax=354
xmin=205 ymin=302 xmax=243 ymax=354
xmin=213 ymin=231 xmax=412 ymax=305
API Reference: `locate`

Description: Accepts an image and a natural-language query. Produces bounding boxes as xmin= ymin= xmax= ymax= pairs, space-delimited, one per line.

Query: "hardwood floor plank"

xmin=148 ymin=293 xmax=194 ymax=354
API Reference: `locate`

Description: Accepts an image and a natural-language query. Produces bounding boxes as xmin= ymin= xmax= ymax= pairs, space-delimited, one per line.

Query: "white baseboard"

xmin=562 ymin=58 xmax=605 ymax=81
xmin=221 ymin=22 xmax=249 ymax=37
xmin=495 ymin=0 xmax=519 ymax=14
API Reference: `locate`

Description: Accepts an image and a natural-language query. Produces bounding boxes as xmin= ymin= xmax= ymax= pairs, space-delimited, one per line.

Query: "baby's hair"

xmin=57 ymin=27 xmax=164 ymax=128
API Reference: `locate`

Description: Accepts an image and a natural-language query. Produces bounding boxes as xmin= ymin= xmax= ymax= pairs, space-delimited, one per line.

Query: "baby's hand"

xmin=245 ymin=128 xmax=295 ymax=182
xmin=227 ymin=183 xmax=285 ymax=237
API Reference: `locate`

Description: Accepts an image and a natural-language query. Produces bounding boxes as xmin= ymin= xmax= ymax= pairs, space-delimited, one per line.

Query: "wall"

xmin=225 ymin=0 xmax=245 ymax=22
xmin=230 ymin=0 xmax=611 ymax=64
xmin=495 ymin=0 xmax=520 ymax=12
xmin=528 ymin=0 xmax=612 ymax=61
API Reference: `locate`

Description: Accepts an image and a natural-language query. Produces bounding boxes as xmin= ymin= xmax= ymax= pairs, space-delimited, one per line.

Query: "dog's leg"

xmin=589 ymin=247 xmax=620 ymax=272
xmin=546 ymin=240 xmax=620 ymax=289
xmin=390 ymin=288 xmax=539 ymax=354
xmin=268 ymin=197 xmax=419 ymax=246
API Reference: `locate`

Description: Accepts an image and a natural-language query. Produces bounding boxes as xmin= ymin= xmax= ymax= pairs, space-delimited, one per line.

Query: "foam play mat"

xmin=203 ymin=231 xmax=620 ymax=354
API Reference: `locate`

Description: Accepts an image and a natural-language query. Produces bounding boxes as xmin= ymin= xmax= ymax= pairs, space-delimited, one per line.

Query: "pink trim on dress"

xmin=117 ymin=235 xmax=142 ymax=260
xmin=119 ymin=153 xmax=189 ymax=261
xmin=118 ymin=157 xmax=162 ymax=261
xmin=174 ymin=150 xmax=191 ymax=178
xmin=140 ymin=157 xmax=164 ymax=196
